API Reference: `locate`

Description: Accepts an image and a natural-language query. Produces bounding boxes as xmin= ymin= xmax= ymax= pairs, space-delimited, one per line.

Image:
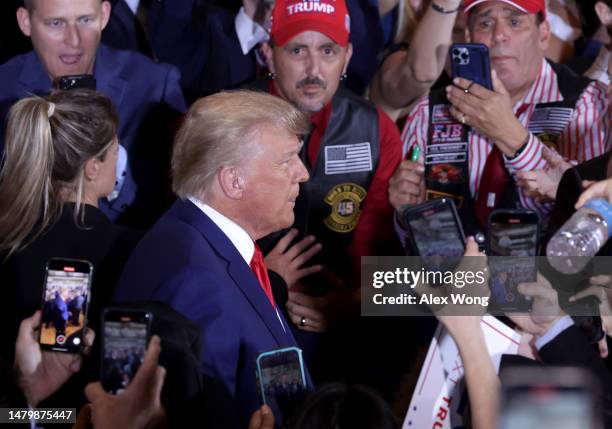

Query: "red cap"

xmin=464 ymin=0 xmax=546 ymax=17
xmin=271 ymin=0 xmax=351 ymax=47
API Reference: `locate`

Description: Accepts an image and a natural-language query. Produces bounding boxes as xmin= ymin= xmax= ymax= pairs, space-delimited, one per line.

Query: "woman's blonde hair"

xmin=0 ymin=89 xmax=118 ymax=256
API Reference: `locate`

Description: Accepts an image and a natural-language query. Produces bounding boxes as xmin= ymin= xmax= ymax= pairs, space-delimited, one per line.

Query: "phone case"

xmin=450 ymin=43 xmax=493 ymax=90
xmin=39 ymin=258 xmax=93 ymax=353
xmin=487 ymin=210 xmax=539 ymax=312
xmin=101 ymin=308 xmax=153 ymax=394
xmin=403 ymin=198 xmax=466 ymax=256
xmin=256 ymin=347 xmax=307 ymax=406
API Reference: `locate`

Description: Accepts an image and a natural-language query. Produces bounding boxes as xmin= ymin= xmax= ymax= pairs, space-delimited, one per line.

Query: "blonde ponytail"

xmin=0 ymin=90 xmax=118 ymax=256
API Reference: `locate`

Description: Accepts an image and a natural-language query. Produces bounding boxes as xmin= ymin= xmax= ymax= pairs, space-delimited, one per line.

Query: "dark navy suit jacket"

xmin=113 ymin=199 xmax=308 ymax=425
xmin=103 ymin=0 xmax=256 ymax=102
xmin=0 ymin=44 xmax=186 ymax=226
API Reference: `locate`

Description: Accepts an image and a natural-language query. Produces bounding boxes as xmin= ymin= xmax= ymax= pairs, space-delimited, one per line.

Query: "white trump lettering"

xmin=287 ymin=2 xmax=335 ymax=15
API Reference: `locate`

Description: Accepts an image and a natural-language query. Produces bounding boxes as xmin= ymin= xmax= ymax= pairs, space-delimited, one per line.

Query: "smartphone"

xmin=101 ymin=308 xmax=153 ymax=395
xmin=450 ymin=43 xmax=493 ymax=90
xmin=403 ymin=198 xmax=466 ymax=271
xmin=55 ymin=74 xmax=97 ymax=90
xmin=487 ymin=210 xmax=539 ymax=312
xmin=39 ymin=258 xmax=93 ymax=353
xmin=499 ymin=367 xmax=602 ymax=429
xmin=256 ymin=347 xmax=308 ymax=424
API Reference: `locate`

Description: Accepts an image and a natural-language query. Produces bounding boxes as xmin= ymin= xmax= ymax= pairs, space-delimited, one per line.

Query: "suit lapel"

xmin=174 ymin=200 xmax=291 ymax=346
xmin=94 ymin=45 xmax=127 ymax=108
xmin=19 ymin=51 xmax=53 ymax=95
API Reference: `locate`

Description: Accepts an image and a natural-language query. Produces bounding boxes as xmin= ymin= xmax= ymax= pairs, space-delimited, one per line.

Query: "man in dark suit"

xmin=113 ymin=90 xmax=311 ymax=425
xmin=0 ymin=0 xmax=186 ymax=228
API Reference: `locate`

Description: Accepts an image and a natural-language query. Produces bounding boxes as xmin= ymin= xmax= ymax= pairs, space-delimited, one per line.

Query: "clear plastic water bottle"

xmin=546 ymin=199 xmax=612 ymax=274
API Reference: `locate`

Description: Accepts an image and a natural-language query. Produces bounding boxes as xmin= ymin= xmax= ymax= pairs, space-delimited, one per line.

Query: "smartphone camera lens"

xmin=453 ymin=49 xmax=460 ymax=55
xmin=454 ymin=57 xmax=461 ymax=63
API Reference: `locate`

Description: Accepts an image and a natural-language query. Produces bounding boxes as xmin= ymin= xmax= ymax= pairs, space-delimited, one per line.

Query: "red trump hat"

xmin=270 ymin=0 xmax=351 ymax=47
xmin=464 ymin=0 xmax=546 ymax=17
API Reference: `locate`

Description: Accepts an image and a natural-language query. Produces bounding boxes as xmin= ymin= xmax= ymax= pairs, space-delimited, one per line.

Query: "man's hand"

xmin=84 ymin=336 xmax=166 ymax=429
xmin=248 ymin=405 xmax=274 ymax=429
xmin=243 ymin=0 xmax=274 ymax=27
xmin=265 ymin=229 xmax=322 ymax=288
xmin=516 ymin=146 xmax=572 ymax=202
xmin=446 ymin=71 xmax=529 ymax=156
xmin=575 ymin=177 xmax=612 ymax=208
xmin=286 ymin=272 xmax=357 ymax=332
xmin=388 ymin=154 xmax=425 ymax=211
xmin=432 ymin=237 xmax=489 ymax=334
xmin=509 ymin=273 xmax=565 ymax=336
xmin=286 ymin=290 xmax=329 ymax=333
xmin=569 ymin=275 xmax=612 ymax=358
xmin=14 ymin=311 xmax=94 ymax=407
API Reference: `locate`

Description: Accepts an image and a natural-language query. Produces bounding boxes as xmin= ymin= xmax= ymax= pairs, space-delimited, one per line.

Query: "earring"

xmin=267 ymin=71 xmax=276 ymax=80
xmin=340 ymin=73 xmax=348 ymax=81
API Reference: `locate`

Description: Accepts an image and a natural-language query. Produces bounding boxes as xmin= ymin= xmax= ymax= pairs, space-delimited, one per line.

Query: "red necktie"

xmin=474 ymin=145 xmax=510 ymax=228
xmin=474 ymin=104 xmax=529 ymax=228
xmin=250 ymin=244 xmax=276 ymax=308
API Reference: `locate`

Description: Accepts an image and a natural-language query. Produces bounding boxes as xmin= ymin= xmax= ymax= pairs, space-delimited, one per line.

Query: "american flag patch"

xmin=528 ymin=107 xmax=573 ymax=135
xmin=324 ymin=143 xmax=373 ymax=175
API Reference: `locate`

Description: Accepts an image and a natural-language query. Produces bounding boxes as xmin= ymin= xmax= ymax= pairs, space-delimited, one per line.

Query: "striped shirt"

xmin=401 ymin=60 xmax=611 ymax=219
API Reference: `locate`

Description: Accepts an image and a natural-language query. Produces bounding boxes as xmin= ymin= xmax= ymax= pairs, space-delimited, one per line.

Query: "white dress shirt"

xmin=124 ymin=0 xmax=141 ymax=15
xmin=188 ymin=196 xmax=254 ymax=264
xmin=234 ymin=6 xmax=269 ymax=55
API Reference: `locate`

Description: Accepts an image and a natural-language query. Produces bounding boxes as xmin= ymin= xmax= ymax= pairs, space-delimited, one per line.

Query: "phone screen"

xmin=102 ymin=309 xmax=151 ymax=395
xmin=488 ymin=212 xmax=539 ymax=311
xmin=500 ymin=386 xmax=595 ymax=429
xmin=256 ymin=347 xmax=307 ymax=425
xmin=405 ymin=199 xmax=465 ymax=271
xmin=40 ymin=259 xmax=92 ymax=353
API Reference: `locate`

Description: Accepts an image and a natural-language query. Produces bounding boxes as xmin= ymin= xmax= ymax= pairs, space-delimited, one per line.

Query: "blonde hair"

xmin=172 ymin=90 xmax=309 ymax=199
xmin=0 ymin=90 xmax=118 ymax=256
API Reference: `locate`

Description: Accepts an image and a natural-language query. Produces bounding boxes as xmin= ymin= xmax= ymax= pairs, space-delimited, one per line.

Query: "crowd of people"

xmin=1 ymin=0 xmax=612 ymax=428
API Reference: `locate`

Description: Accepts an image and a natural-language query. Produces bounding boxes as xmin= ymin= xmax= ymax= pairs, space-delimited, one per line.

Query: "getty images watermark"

xmin=360 ymin=256 xmax=612 ymax=317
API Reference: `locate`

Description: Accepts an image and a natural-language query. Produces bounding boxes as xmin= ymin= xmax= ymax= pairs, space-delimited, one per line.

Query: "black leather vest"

xmin=251 ymin=82 xmax=381 ymax=280
xmin=425 ymin=61 xmax=592 ymax=236
xmin=294 ymin=89 xmax=381 ymax=277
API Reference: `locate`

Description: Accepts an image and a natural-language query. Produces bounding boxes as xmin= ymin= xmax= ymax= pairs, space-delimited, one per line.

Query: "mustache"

xmin=296 ymin=77 xmax=327 ymax=89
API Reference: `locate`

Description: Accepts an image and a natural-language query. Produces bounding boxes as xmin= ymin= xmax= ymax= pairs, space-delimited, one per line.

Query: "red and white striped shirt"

xmin=401 ymin=60 xmax=611 ymax=219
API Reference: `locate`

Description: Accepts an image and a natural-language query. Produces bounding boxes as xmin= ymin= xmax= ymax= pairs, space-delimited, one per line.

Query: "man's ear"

xmin=261 ymin=42 xmax=276 ymax=75
xmin=84 ymin=157 xmax=101 ymax=181
xmin=16 ymin=7 xmax=32 ymax=37
xmin=537 ymin=19 xmax=551 ymax=52
xmin=342 ymin=43 xmax=353 ymax=75
xmin=218 ymin=166 xmax=245 ymax=200
xmin=595 ymin=1 xmax=612 ymax=27
xmin=100 ymin=1 xmax=112 ymax=30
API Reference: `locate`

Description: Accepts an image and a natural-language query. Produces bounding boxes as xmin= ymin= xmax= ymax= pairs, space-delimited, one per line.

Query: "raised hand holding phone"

xmin=15 ymin=310 xmax=95 ymax=406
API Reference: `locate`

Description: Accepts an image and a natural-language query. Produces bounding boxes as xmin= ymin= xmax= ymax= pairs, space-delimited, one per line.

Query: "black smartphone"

xmin=39 ymin=258 xmax=93 ymax=353
xmin=403 ymin=198 xmax=466 ymax=271
xmin=450 ymin=43 xmax=493 ymax=90
xmin=101 ymin=308 xmax=153 ymax=395
xmin=55 ymin=74 xmax=97 ymax=90
xmin=499 ymin=367 xmax=602 ymax=429
xmin=487 ymin=210 xmax=539 ymax=312
xmin=256 ymin=347 xmax=308 ymax=425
